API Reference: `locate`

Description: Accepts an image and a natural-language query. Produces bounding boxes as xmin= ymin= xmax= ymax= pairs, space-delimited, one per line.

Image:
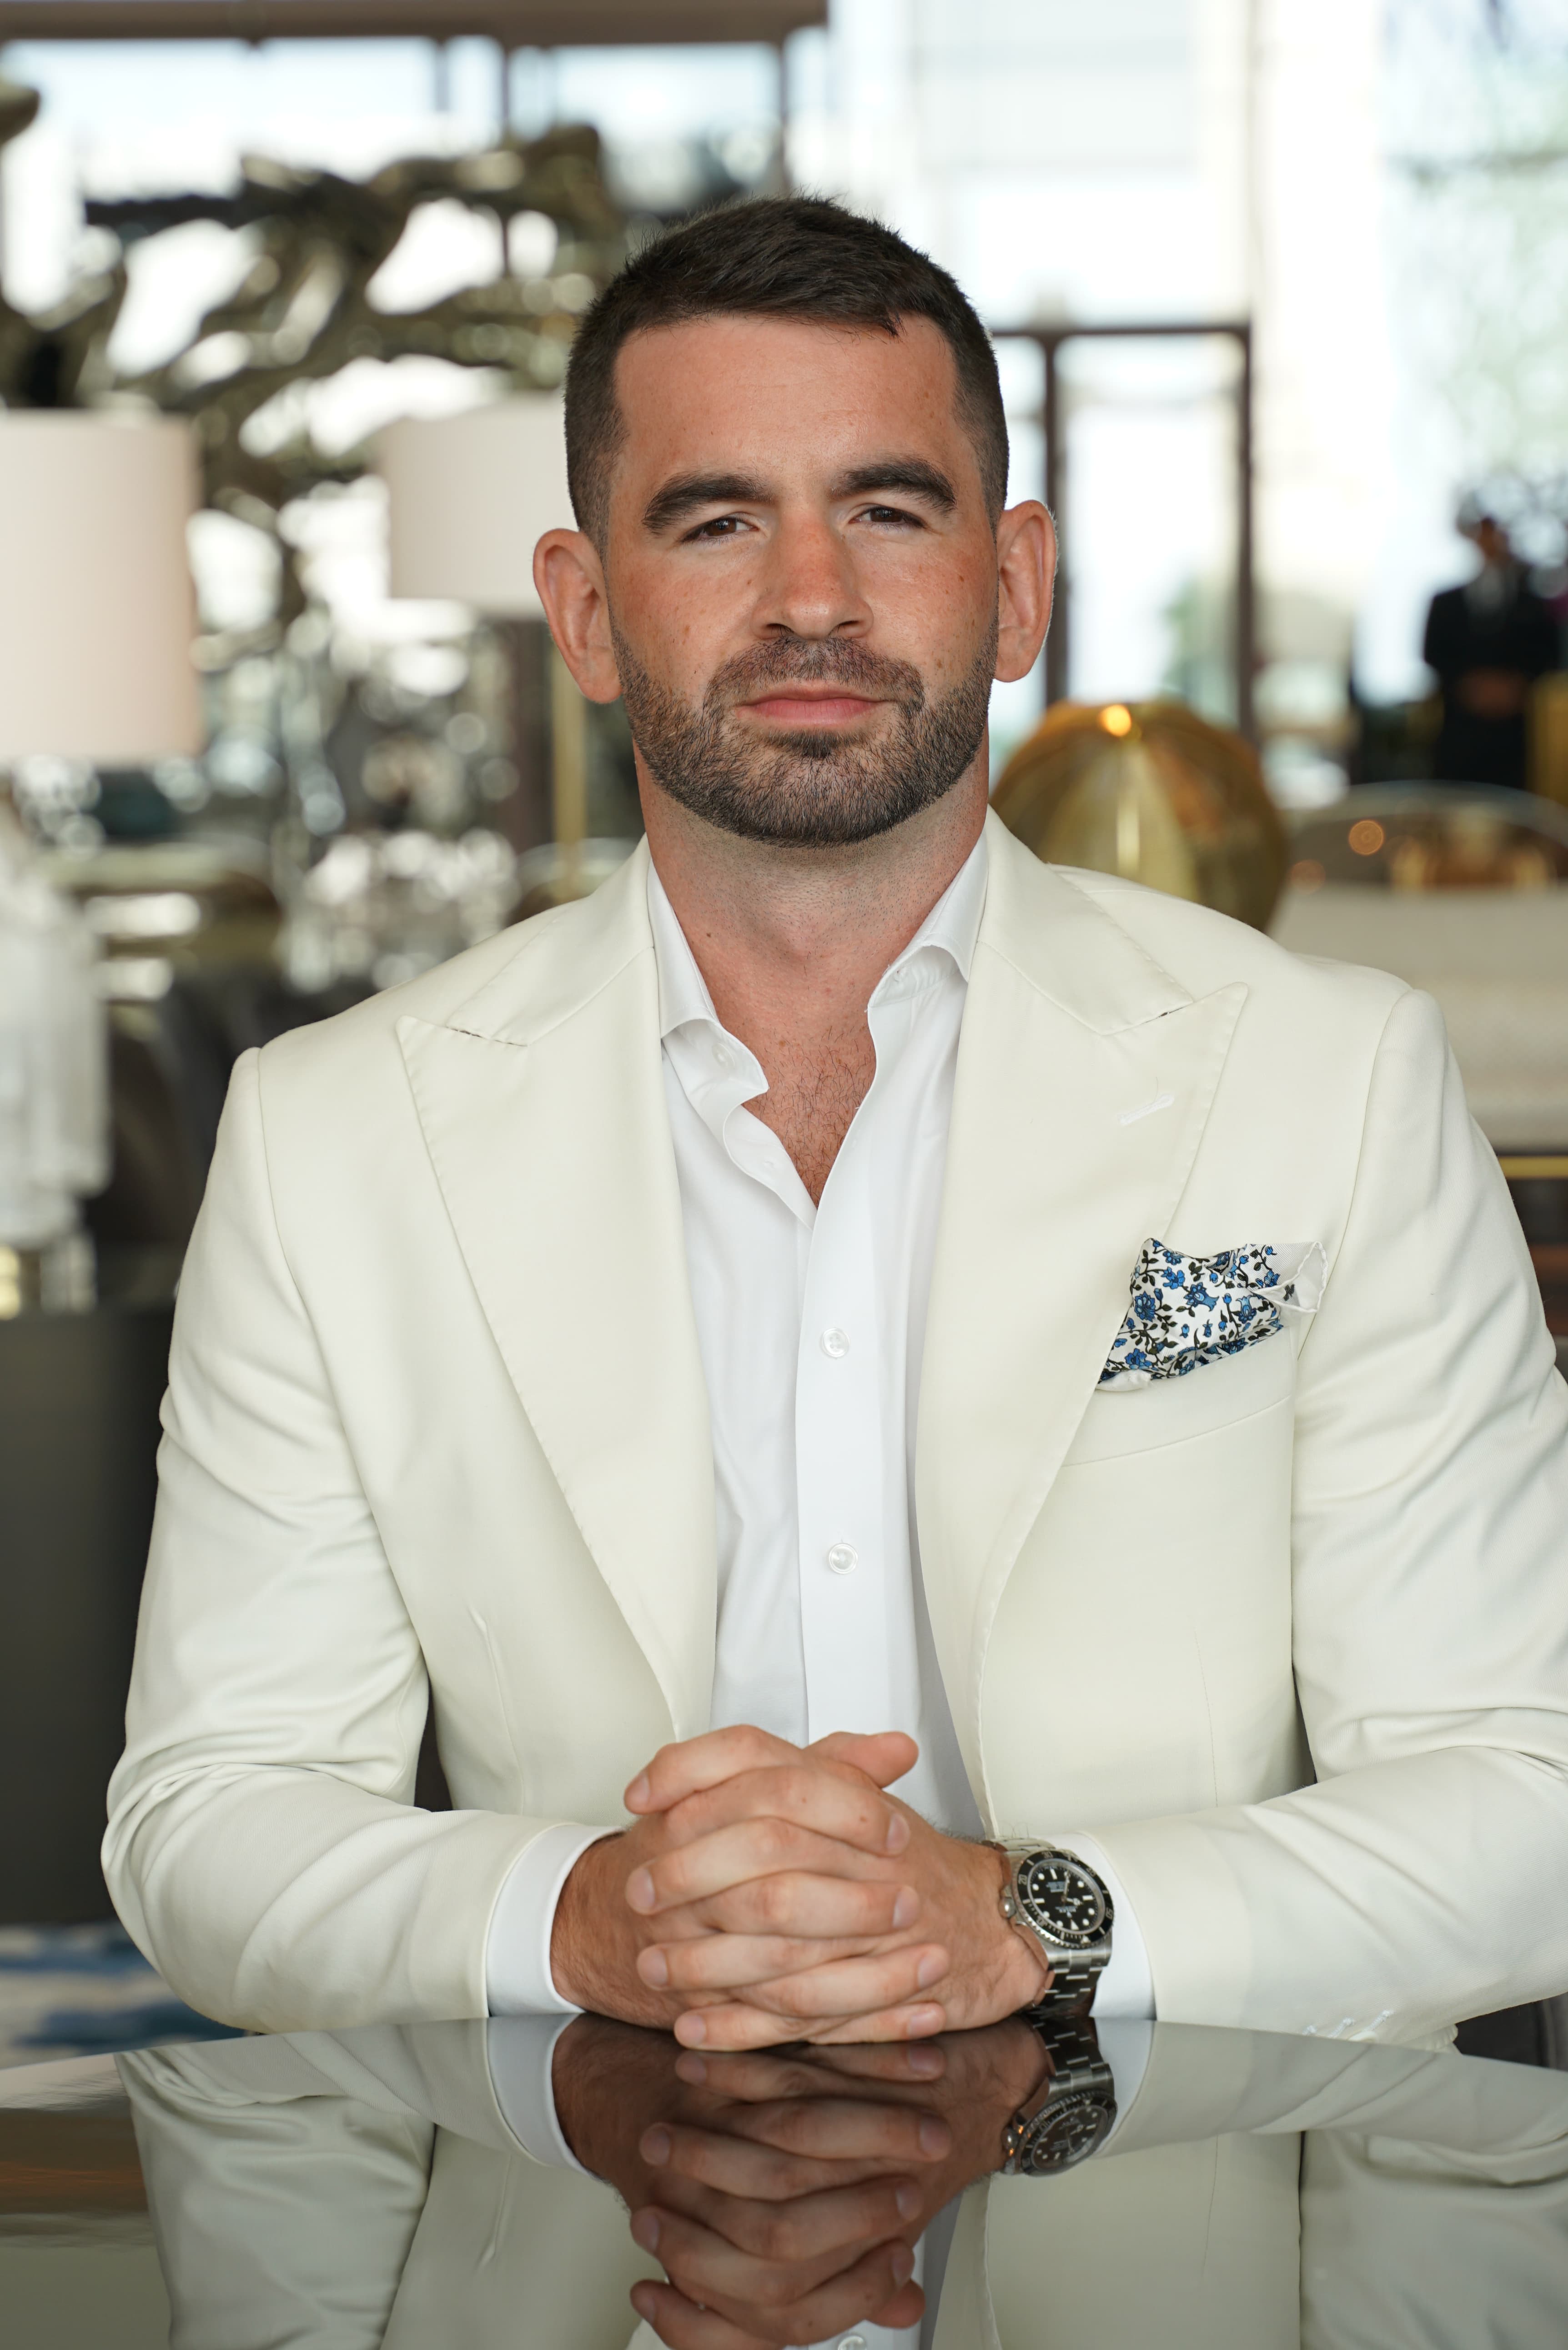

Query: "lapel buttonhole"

xmin=1117 ymin=1092 xmax=1176 ymax=1127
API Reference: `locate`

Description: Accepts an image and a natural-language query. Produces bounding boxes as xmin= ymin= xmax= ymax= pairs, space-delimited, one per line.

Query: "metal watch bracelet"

xmin=1000 ymin=2017 xmax=1118 ymax=2175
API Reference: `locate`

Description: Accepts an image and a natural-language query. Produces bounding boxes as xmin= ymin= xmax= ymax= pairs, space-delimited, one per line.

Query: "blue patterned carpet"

xmin=0 ymin=1923 xmax=240 ymax=2068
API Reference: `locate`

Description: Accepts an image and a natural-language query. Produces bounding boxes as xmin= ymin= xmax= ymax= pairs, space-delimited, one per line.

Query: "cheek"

xmin=610 ymin=553 xmax=760 ymax=678
xmin=864 ymin=536 xmax=995 ymax=626
xmin=880 ymin=554 xmax=998 ymax=682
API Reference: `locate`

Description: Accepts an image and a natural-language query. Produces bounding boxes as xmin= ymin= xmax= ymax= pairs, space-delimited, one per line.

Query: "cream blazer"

xmin=105 ymin=814 xmax=1568 ymax=2042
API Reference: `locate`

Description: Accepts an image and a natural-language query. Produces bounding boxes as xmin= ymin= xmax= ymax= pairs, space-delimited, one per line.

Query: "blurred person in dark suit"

xmin=1423 ymin=505 xmax=1560 ymax=789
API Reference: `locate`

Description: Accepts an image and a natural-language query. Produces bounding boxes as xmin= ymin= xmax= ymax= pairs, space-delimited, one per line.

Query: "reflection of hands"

xmin=553 ymin=1725 xmax=1047 ymax=2051
xmin=552 ymin=2012 xmax=1050 ymax=2349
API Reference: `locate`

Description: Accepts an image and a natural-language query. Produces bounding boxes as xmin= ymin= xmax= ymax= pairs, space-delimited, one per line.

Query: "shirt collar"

xmin=647 ymin=828 xmax=989 ymax=1046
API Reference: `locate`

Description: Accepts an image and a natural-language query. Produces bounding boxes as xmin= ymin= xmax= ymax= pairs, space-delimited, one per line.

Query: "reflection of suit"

xmin=122 ymin=2027 xmax=660 ymax=2350
xmin=122 ymin=2023 xmax=1568 ymax=2350
xmin=106 ymin=817 xmax=1568 ymax=2042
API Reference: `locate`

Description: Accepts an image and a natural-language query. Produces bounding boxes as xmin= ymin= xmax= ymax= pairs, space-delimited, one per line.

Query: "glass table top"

xmin=5 ymin=2012 xmax=1568 ymax=2348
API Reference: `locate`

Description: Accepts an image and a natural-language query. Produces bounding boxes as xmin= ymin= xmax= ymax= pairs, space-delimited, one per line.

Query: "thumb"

xmin=809 ymin=1730 xmax=919 ymax=1788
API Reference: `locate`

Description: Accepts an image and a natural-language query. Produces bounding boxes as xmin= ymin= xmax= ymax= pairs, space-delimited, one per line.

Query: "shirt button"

xmin=821 ymin=1326 xmax=850 ymax=1358
xmin=838 ymin=2336 xmax=869 ymax=2350
xmin=825 ymin=1542 xmax=858 ymax=1576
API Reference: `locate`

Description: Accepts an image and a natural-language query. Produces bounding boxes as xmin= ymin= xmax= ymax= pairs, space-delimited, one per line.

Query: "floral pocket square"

xmin=1100 ymin=1238 xmax=1326 ymax=1390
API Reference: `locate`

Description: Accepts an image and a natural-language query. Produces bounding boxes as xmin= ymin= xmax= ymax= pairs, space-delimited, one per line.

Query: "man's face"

xmin=593 ymin=314 xmax=1009 ymax=847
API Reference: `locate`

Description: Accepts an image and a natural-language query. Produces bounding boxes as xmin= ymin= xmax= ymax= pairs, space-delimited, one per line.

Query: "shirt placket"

xmin=792 ymin=978 xmax=921 ymax=1747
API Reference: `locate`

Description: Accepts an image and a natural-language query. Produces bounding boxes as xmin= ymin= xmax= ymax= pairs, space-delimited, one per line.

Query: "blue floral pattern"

xmin=1101 ymin=1239 xmax=1317 ymax=1388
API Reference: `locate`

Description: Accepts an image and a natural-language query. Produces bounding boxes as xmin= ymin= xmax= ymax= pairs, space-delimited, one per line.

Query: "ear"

xmin=533 ymin=528 xmax=623 ymax=704
xmin=994 ymin=500 xmax=1054 ymax=685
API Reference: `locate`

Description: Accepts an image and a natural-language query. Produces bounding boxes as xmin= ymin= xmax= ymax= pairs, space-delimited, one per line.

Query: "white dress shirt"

xmin=486 ymin=834 xmax=1152 ymax=2026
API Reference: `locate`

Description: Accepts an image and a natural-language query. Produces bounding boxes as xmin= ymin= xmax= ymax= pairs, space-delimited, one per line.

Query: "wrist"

xmin=985 ymin=1845 xmax=1054 ymax=2010
xmin=551 ymin=1832 xmax=645 ymax=2018
xmin=549 ymin=2014 xmax=598 ymax=2169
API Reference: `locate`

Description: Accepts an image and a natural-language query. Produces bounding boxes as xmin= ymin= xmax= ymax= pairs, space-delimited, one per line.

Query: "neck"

xmin=641 ymin=757 xmax=989 ymax=1202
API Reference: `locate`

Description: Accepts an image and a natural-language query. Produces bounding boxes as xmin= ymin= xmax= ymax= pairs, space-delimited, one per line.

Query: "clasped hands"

xmin=551 ymin=1724 xmax=1049 ymax=2049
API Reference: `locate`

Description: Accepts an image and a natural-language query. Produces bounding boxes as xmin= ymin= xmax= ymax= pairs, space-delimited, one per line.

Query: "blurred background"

xmin=2 ymin=0 xmax=1567 ymax=2068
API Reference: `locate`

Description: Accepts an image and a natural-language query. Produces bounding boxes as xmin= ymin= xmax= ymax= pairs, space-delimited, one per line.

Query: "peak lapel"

xmin=918 ymin=824 xmax=1246 ymax=1805
xmin=397 ymin=850 xmax=716 ymax=1742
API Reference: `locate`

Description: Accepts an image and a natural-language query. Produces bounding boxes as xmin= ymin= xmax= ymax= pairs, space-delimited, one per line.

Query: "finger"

xmin=639 ymin=2120 xmax=894 ymax=2204
xmin=803 ymin=2004 xmax=954 ymax=2048
xmin=709 ymin=1946 xmax=951 ymax=2025
xmin=676 ymin=1997 xmax=948 ymax=2053
xmin=643 ymin=1933 xmax=885 ymax=1995
xmin=654 ymin=2099 xmax=952 ymax=2174
xmin=640 ymin=1882 xmax=920 ymax=1984
xmin=675 ymin=2041 xmax=946 ymax=2097
xmin=679 ymin=2174 xmax=925 ymax=2265
xmin=657 ymin=1874 xmax=920 ymax=1949
xmin=659 ymin=1761 xmax=912 ymax=1860
xmin=631 ymin=2204 xmax=919 ymax=2338
xmin=627 ymin=2277 xmax=775 ymax=2350
xmin=627 ymin=1822 xmax=900 ymax=1917
xmin=626 ymin=1727 xmax=803 ymax=1816
xmin=809 ymin=1729 xmax=919 ymax=1788
xmin=629 ymin=2274 xmax=927 ymax=2350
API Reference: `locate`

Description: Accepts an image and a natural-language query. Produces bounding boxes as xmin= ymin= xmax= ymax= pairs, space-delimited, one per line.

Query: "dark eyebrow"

xmin=642 ymin=472 xmax=773 ymax=534
xmin=641 ymin=455 xmax=959 ymax=536
xmin=832 ymin=459 xmax=956 ymax=512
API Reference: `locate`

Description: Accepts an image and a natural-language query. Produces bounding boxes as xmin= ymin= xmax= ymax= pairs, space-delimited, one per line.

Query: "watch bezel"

xmin=1013 ymin=1850 xmax=1112 ymax=1952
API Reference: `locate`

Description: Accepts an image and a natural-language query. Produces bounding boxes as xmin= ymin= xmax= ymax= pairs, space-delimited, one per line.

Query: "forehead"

xmin=609 ymin=312 xmax=972 ymax=488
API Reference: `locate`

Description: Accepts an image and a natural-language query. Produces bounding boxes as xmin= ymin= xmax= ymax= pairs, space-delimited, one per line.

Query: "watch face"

xmin=1015 ymin=2091 xmax=1116 ymax=2174
xmin=1017 ymin=1853 xmax=1108 ymax=1948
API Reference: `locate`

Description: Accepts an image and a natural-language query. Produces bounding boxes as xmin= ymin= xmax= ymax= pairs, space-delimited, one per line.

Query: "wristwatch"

xmin=996 ymin=1841 xmax=1114 ymax=2016
xmin=1001 ymin=2016 xmax=1117 ymax=2175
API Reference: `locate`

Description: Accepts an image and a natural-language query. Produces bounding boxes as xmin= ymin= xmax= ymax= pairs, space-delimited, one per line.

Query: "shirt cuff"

xmin=484 ymin=1823 xmax=620 ymax=2016
xmin=1055 ymin=1831 xmax=1156 ymax=2020
xmin=486 ymin=2015 xmax=586 ymax=2169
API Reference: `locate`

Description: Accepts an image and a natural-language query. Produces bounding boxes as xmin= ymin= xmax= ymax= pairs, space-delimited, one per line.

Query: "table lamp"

xmin=377 ymin=398 xmax=598 ymax=904
xmin=0 ymin=413 xmax=203 ymax=763
xmin=0 ymin=412 xmax=202 ymax=1307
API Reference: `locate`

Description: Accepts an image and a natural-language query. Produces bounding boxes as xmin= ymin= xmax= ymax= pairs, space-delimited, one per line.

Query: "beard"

xmin=611 ymin=623 xmax=996 ymax=848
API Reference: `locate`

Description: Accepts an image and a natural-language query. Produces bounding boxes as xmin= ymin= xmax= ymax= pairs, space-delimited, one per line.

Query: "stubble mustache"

xmin=702 ymin=636 xmax=927 ymax=738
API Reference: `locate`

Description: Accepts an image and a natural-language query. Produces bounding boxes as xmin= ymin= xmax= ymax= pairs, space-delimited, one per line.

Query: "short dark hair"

xmin=563 ymin=194 xmax=1009 ymax=545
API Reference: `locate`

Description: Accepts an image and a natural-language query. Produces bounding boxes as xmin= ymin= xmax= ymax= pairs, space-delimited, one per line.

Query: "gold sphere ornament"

xmin=992 ymin=699 xmax=1289 ymax=932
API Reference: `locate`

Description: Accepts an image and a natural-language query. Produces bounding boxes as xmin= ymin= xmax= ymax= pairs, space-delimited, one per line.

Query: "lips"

xmin=741 ymin=691 xmax=884 ymax=725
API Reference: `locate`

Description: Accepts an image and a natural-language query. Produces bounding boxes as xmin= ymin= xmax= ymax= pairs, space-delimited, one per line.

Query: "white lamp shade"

xmin=379 ymin=397 xmax=575 ymax=617
xmin=0 ymin=413 xmax=203 ymax=763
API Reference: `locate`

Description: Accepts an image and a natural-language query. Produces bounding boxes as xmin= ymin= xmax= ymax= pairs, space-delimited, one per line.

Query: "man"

xmin=1423 ymin=505 xmax=1559 ymax=790
xmin=107 ymin=198 xmax=1568 ymax=2071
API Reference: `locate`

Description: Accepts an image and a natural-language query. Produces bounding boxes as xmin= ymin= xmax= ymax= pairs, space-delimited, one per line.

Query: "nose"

xmin=758 ymin=507 xmax=871 ymax=642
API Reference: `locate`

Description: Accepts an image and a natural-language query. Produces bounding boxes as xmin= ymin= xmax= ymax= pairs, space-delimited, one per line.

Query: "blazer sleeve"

xmin=103 ymin=1051 xmax=572 ymax=2031
xmin=1091 ymin=986 xmax=1568 ymax=2040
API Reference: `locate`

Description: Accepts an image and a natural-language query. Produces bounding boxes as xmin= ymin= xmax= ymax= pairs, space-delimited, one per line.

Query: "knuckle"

xmin=756 ymin=2209 xmax=804 ymax=2259
xmin=753 ymin=1818 xmax=794 ymax=1868
xmin=755 ymin=1873 xmax=795 ymax=1929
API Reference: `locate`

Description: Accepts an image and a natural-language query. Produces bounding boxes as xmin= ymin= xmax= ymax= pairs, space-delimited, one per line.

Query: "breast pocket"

xmin=1065 ymin=1327 xmax=1297 ymax=1465
xmin=983 ymin=1331 xmax=1302 ymax=1833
